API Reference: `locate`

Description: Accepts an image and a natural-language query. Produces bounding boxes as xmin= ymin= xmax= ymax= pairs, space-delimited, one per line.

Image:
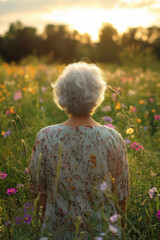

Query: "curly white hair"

xmin=52 ymin=62 xmax=106 ymax=116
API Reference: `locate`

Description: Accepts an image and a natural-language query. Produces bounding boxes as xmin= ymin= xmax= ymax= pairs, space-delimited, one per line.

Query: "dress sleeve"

xmin=114 ymin=134 xmax=129 ymax=201
xmin=29 ymin=131 xmax=46 ymax=195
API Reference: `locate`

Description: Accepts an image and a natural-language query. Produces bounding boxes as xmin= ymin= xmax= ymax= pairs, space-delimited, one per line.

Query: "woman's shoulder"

xmin=36 ymin=124 xmax=61 ymax=138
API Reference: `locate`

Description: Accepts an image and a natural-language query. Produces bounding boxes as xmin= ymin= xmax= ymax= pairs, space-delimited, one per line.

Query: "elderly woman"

xmin=29 ymin=62 xmax=129 ymax=239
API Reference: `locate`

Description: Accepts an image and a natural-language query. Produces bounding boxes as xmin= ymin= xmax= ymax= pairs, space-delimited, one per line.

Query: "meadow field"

xmin=0 ymin=61 xmax=160 ymax=240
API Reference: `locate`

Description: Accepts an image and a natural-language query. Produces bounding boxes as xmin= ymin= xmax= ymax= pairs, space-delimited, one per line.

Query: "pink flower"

xmin=149 ymin=187 xmax=157 ymax=198
xmin=0 ymin=172 xmax=7 ymax=180
xmin=149 ymin=98 xmax=154 ymax=102
xmin=102 ymin=105 xmax=111 ymax=112
xmin=156 ymin=210 xmax=160 ymax=221
xmin=14 ymin=90 xmax=22 ymax=101
xmin=131 ymin=142 xmax=144 ymax=151
xmin=105 ymin=124 xmax=115 ymax=129
xmin=7 ymin=188 xmax=18 ymax=195
xmin=6 ymin=110 xmax=10 ymax=115
xmin=25 ymin=168 xmax=29 ymax=174
xmin=110 ymin=213 xmax=121 ymax=223
xmin=154 ymin=115 xmax=160 ymax=121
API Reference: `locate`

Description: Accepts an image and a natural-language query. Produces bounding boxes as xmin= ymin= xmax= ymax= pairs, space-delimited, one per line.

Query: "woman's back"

xmin=30 ymin=124 xmax=129 ymax=236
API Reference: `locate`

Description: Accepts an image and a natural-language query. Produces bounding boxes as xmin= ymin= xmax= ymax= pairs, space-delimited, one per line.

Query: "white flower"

xmin=39 ymin=238 xmax=48 ymax=240
xmin=100 ymin=181 xmax=107 ymax=192
xmin=109 ymin=225 xmax=118 ymax=235
xmin=94 ymin=237 xmax=103 ymax=240
xmin=149 ymin=187 xmax=157 ymax=198
xmin=110 ymin=213 xmax=121 ymax=223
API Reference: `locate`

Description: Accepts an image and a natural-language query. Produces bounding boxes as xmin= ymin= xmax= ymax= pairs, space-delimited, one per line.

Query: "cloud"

xmin=118 ymin=0 xmax=157 ymax=9
xmin=0 ymin=0 xmax=117 ymax=15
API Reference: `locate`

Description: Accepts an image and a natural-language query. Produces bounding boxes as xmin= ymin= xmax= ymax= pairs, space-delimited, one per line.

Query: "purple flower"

xmin=156 ymin=210 xmax=160 ymax=221
xmin=102 ymin=116 xmax=113 ymax=123
xmin=110 ymin=213 xmax=121 ymax=223
xmin=24 ymin=202 xmax=34 ymax=212
xmin=14 ymin=90 xmax=22 ymax=101
xmin=3 ymin=130 xmax=11 ymax=138
xmin=124 ymin=139 xmax=131 ymax=144
xmin=4 ymin=220 xmax=11 ymax=226
xmin=143 ymin=126 xmax=148 ymax=131
xmin=23 ymin=214 xmax=32 ymax=224
xmin=15 ymin=216 xmax=23 ymax=225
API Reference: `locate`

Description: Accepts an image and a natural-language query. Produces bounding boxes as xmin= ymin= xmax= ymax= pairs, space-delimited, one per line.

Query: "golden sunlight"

xmin=43 ymin=7 xmax=156 ymax=41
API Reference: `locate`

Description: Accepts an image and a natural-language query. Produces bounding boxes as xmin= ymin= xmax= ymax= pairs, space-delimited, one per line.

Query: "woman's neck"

xmin=60 ymin=115 xmax=101 ymax=126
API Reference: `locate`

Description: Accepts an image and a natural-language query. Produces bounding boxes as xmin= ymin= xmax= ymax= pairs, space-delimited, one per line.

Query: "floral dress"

xmin=29 ymin=125 xmax=129 ymax=239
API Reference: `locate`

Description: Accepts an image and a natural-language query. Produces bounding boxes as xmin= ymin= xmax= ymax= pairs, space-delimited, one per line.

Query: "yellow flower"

xmin=10 ymin=107 xmax=15 ymax=115
xmin=115 ymin=102 xmax=121 ymax=109
xmin=126 ymin=128 xmax=134 ymax=134
xmin=1 ymin=131 xmax=5 ymax=136
xmin=139 ymin=100 xmax=144 ymax=104
xmin=137 ymin=118 xmax=141 ymax=123
xmin=131 ymin=135 xmax=134 ymax=138
xmin=152 ymin=109 xmax=156 ymax=113
xmin=22 ymin=88 xmax=26 ymax=92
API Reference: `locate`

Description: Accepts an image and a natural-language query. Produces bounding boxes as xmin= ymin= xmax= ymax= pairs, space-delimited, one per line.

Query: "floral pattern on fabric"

xmin=29 ymin=124 xmax=129 ymax=237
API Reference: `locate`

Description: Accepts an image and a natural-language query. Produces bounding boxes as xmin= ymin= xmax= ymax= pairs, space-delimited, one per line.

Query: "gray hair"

xmin=52 ymin=62 xmax=106 ymax=116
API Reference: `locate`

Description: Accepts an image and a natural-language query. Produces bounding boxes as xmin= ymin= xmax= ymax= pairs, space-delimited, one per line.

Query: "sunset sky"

xmin=0 ymin=0 xmax=160 ymax=41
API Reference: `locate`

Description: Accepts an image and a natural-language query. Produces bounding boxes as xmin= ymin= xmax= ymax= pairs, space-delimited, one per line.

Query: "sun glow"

xmin=43 ymin=7 xmax=155 ymax=41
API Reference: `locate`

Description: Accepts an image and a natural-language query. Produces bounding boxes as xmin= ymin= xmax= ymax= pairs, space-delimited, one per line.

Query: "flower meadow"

xmin=0 ymin=62 xmax=160 ymax=239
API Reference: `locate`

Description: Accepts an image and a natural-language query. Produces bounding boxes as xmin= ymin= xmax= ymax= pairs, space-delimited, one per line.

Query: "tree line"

xmin=0 ymin=21 xmax=160 ymax=64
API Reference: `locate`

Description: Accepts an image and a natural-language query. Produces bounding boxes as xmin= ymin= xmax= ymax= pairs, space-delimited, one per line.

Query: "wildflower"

xmin=100 ymin=181 xmax=107 ymax=192
xmin=126 ymin=128 xmax=134 ymax=134
xmin=143 ymin=126 xmax=148 ymax=131
xmin=156 ymin=210 xmax=160 ymax=221
xmin=7 ymin=187 xmax=18 ymax=195
xmin=15 ymin=216 xmax=23 ymax=225
xmin=102 ymin=116 xmax=113 ymax=123
xmin=130 ymin=106 xmax=136 ymax=112
xmin=3 ymin=130 xmax=11 ymax=138
xmin=105 ymin=124 xmax=115 ymax=129
xmin=137 ymin=118 xmax=141 ymax=123
xmin=14 ymin=90 xmax=22 ymax=101
xmin=110 ymin=213 xmax=121 ymax=223
xmin=152 ymin=109 xmax=156 ymax=113
xmin=1 ymin=131 xmax=5 ymax=136
xmin=6 ymin=110 xmax=10 ymax=115
xmin=94 ymin=237 xmax=103 ymax=240
xmin=23 ymin=214 xmax=32 ymax=224
xmin=39 ymin=238 xmax=48 ymax=240
xmin=154 ymin=115 xmax=160 ymax=121
xmin=24 ymin=202 xmax=34 ymax=212
xmin=0 ymin=172 xmax=7 ymax=180
xmin=149 ymin=187 xmax=157 ymax=198
xmin=124 ymin=139 xmax=131 ymax=144
xmin=102 ymin=105 xmax=111 ymax=112
xmin=131 ymin=142 xmax=144 ymax=151
xmin=25 ymin=168 xmax=29 ymax=174
xmin=112 ymin=93 xmax=117 ymax=101
xmin=9 ymin=107 xmax=15 ymax=115
xmin=149 ymin=98 xmax=154 ymax=102
xmin=4 ymin=220 xmax=11 ymax=226
xmin=109 ymin=225 xmax=118 ymax=235
xmin=115 ymin=102 xmax=121 ymax=109
xmin=139 ymin=100 xmax=144 ymax=104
